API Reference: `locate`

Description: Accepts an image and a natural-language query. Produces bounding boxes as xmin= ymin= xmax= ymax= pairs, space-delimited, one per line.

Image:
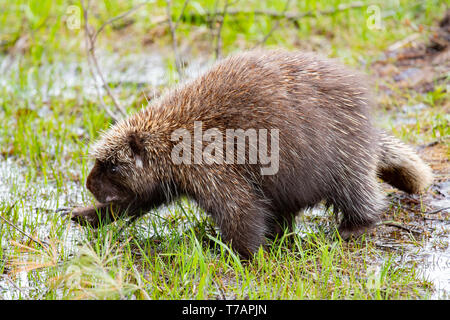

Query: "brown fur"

xmin=77 ymin=50 xmax=433 ymax=258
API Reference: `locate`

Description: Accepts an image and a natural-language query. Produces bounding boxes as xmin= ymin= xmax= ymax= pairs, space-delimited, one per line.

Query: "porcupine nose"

xmin=85 ymin=171 xmax=96 ymax=197
xmin=85 ymin=163 xmax=104 ymax=202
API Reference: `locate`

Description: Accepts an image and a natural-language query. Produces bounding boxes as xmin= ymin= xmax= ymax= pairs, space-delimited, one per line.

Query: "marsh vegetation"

xmin=0 ymin=0 xmax=448 ymax=299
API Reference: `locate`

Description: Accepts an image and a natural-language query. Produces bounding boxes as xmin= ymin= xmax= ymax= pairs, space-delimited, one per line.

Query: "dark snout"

xmin=86 ymin=160 xmax=120 ymax=204
xmin=86 ymin=161 xmax=104 ymax=202
xmin=85 ymin=163 xmax=94 ymax=194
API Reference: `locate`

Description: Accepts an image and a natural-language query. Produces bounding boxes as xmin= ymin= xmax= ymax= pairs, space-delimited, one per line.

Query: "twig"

xmin=388 ymin=33 xmax=421 ymax=52
xmin=165 ymin=0 xmax=190 ymax=77
xmin=256 ymin=0 xmax=292 ymax=47
xmin=214 ymin=0 xmax=230 ymax=60
xmin=92 ymin=1 xmax=150 ymax=44
xmin=174 ymin=0 xmax=190 ymax=28
xmin=1 ymin=275 xmax=30 ymax=299
xmin=417 ymin=139 xmax=441 ymax=150
xmin=239 ymin=1 xmax=365 ymax=20
xmin=208 ymin=0 xmax=221 ymax=57
xmin=0 ymin=202 xmax=49 ymax=248
xmin=378 ymin=220 xmax=422 ymax=235
xmin=80 ymin=0 xmax=128 ymax=120
xmin=210 ymin=0 xmax=220 ymax=30
xmin=424 ymin=207 xmax=450 ymax=215
xmin=422 ymin=216 xmax=447 ymax=221
xmin=173 ymin=1 xmax=365 ymax=25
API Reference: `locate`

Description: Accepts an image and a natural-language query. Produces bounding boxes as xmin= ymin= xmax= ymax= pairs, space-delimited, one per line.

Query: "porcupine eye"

xmin=109 ymin=164 xmax=119 ymax=174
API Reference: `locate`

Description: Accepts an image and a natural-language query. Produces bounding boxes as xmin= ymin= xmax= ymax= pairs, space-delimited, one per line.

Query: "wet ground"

xmin=370 ymin=13 xmax=450 ymax=298
xmin=1 ymin=145 xmax=448 ymax=298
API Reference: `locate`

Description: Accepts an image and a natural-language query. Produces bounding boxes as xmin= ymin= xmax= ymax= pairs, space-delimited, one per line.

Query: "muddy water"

xmin=376 ymin=103 xmax=450 ymax=299
xmin=0 ymin=52 xmax=449 ymax=299
xmin=375 ymin=216 xmax=450 ymax=299
xmin=421 ymin=182 xmax=450 ymax=299
xmin=299 ymin=202 xmax=450 ymax=299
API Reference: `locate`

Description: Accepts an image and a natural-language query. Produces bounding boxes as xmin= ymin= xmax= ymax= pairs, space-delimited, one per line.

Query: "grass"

xmin=49 ymin=220 xmax=431 ymax=299
xmin=0 ymin=0 xmax=448 ymax=299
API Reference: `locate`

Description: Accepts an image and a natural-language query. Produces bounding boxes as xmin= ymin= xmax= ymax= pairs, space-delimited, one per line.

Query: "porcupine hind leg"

xmin=332 ymin=174 xmax=385 ymax=240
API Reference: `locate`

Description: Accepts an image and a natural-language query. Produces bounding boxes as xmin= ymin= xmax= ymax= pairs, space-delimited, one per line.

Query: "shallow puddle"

xmin=299 ymin=194 xmax=450 ymax=298
xmin=0 ymin=158 xmax=85 ymax=298
xmin=0 ymin=51 xmax=211 ymax=103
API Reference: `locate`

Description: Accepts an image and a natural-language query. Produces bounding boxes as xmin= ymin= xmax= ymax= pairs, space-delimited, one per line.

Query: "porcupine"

xmin=70 ymin=50 xmax=433 ymax=258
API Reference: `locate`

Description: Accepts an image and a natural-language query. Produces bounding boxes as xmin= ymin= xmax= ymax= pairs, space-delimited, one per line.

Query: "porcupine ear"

xmin=128 ymin=132 xmax=146 ymax=169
